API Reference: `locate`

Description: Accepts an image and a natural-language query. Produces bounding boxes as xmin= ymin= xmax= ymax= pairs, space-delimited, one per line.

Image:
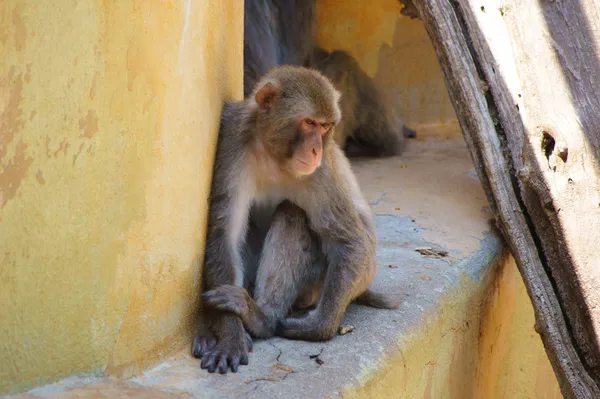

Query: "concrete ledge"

xmin=9 ymin=138 xmax=559 ymax=398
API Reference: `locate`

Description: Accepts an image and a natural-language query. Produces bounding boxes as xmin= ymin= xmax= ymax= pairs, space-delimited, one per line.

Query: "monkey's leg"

xmin=276 ymin=225 xmax=378 ymax=342
xmin=203 ymin=201 xmax=324 ymax=338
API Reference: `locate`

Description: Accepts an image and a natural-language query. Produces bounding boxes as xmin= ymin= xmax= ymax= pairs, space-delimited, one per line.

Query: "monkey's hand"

xmin=202 ymin=285 xmax=249 ymax=317
xmin=199 ymin=334 xmax=252 ymax=374
xmin=193 ymin=313 xmax=253 ymax=374
xmin=277 ymin=309 xmax=339 ymax=341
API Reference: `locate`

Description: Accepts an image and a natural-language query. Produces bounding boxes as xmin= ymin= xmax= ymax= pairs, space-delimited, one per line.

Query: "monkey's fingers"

xmin=217 ymin=355 xmax=228 ymax=374
xmin=200 ymin=352 xmax=231 ymax=374
xmin=204 ymin=352 xmax=244 ymax=374
xmin=200 ymin=352 xmax=219 ymax=373
xmin=240 ymin=353 xmax=249 ymax=365
xmin=200 ymin=340 xmax=251 ymax=374
xmin=192 ymin=332 xmax=217 ymax=358
xmin=230 ymin=355 xmax=240 ymax=373
xmin=244 ymin=331 xmax=253 ymax=352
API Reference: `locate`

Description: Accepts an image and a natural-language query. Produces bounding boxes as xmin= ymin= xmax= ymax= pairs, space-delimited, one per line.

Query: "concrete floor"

xmin=6 ymin=137 xmax=502 ymax=399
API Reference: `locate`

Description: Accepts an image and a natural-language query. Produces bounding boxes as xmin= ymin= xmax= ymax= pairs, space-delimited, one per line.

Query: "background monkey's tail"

xmin=355 ymin=289 xmax=401 ymax=309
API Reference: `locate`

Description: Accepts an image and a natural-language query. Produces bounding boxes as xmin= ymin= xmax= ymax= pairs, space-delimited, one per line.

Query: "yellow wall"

xmin=0 ymin=0 xmax=243 ymax=394
xmin=343 ymin=255 xmax=562 ymax=399
xmin=315 ymin=0 xmax=460 ymax=135
xmin=473 ymin=257 xmax=562 ymax=398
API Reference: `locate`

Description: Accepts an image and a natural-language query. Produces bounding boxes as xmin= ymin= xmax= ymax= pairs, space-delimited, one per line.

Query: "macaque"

xmin=243 ymin=0 xmax=416 ymax=157
xmin=311 ymin=48 xmax=416 ymax=157
xmin=243 ymin=0 xmax=315 ymax=97
xmin=193 ymin=66 xmax=399 ymax=374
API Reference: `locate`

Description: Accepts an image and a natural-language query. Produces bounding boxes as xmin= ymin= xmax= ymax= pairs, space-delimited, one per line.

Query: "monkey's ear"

xmin=255 ymin=82 xmax=281 ymax=110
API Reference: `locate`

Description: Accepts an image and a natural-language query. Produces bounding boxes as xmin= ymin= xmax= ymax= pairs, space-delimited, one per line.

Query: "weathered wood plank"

xmin=399 ymin=0 xmax=600 ymax=397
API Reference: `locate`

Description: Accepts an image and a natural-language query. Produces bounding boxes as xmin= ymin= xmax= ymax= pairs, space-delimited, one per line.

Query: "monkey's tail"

xmin=355 ymin=289 xmax=401 ymax=309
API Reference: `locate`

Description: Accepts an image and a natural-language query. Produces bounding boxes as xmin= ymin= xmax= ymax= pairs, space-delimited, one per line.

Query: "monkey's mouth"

xmin=294 ymin=158 xmax=320 ymax=175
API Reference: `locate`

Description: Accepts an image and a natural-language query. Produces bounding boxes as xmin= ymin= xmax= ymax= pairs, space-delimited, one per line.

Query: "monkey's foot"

xmin=277 ymin=311 xmax=338 ymax=341
xmin=198 ymin=332 xmax=252 ymax=374
xmin=202 ymin=285 xmax=249 ymax=317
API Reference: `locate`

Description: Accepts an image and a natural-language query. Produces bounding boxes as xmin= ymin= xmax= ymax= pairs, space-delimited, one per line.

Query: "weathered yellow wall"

xmin=315 ymin=0 xmax=460 ymax=135
xmin=343 ymin=255 xmax=561 ymax=399
xmin=474 ymin=257 xmax=562 ymax=398
xmin=0 ymin=0 xmax=243 ymax=394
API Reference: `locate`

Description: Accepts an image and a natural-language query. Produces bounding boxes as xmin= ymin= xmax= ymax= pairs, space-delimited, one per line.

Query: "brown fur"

xmin=193 ymin=66 xmax=399 ymax=374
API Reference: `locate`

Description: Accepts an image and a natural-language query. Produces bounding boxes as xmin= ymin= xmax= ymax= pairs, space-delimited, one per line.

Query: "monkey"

xmin=243 ymin=0 xmax=416 ymax=157
xmin=192 ymin=66 xmax=400 ymax=374
xmin=243 ymin=0 xmax=315 ymax=97
xmin=310 ymin=48 xmax=417 ymax=158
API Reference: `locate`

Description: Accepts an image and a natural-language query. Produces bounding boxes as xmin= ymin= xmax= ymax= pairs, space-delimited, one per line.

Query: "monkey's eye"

xmin=305 ymin=119 xmax=315 ymax=126
xmin=321 ymin=123 xmax=331 ymax=130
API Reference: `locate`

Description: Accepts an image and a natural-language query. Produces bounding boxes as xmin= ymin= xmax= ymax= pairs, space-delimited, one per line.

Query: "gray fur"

xmin=194 ymin=67 xmax=399 ymax=374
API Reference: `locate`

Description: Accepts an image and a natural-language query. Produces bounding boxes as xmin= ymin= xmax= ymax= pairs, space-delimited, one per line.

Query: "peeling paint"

xmin=0 ymin=141 xmax=34 ymax=207
xmin=12 ymin=6 xmax=26 ymax=51
xmin=24 ymin=65 xmax=31 ymax=84
xmin=79 ymin=110 xmax=99 ymax=139
xmin=0 ymin=71 xmax=24 ymax=160
xmin=89 ymin=72 xmax=99 ymax=100
xmin=72 ymin=142 xmax=85 ymax=167
xmin=35 ymin=169 xmax=45 ymax=185
xmin=44 ymin=137 xmax=70 ymax=158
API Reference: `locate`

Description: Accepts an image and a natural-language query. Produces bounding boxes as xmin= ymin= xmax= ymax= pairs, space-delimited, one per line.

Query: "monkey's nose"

xmin=311 ymin=148 xmax=321 ymax=164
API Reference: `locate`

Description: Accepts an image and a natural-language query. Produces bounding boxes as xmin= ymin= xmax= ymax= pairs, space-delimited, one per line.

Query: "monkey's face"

xmin=287 ymin=116 xmax=333 ymax=176
xmin=253 ymin=66 xmax=342 ymax=178
xmin=259 ymin=113 xmax=334 ymax=177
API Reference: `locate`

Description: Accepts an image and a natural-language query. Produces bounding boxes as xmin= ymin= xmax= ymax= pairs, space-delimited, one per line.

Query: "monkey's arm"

xmin=194 ymin=104 xmax=253 ymax=374
xmin=202 ymin=177 xmax=246 ymax=290
xmin=202 ymin=284 xmax=275 ymax=338
xmin=202 ymin=102 xmax=251 ymax=290
xmin=195 ymin=180 xmax=253 ymax=373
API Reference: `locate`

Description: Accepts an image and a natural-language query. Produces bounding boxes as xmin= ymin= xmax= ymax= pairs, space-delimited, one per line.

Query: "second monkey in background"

xmin=243 ymin=0 xmax=416 ymax=158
